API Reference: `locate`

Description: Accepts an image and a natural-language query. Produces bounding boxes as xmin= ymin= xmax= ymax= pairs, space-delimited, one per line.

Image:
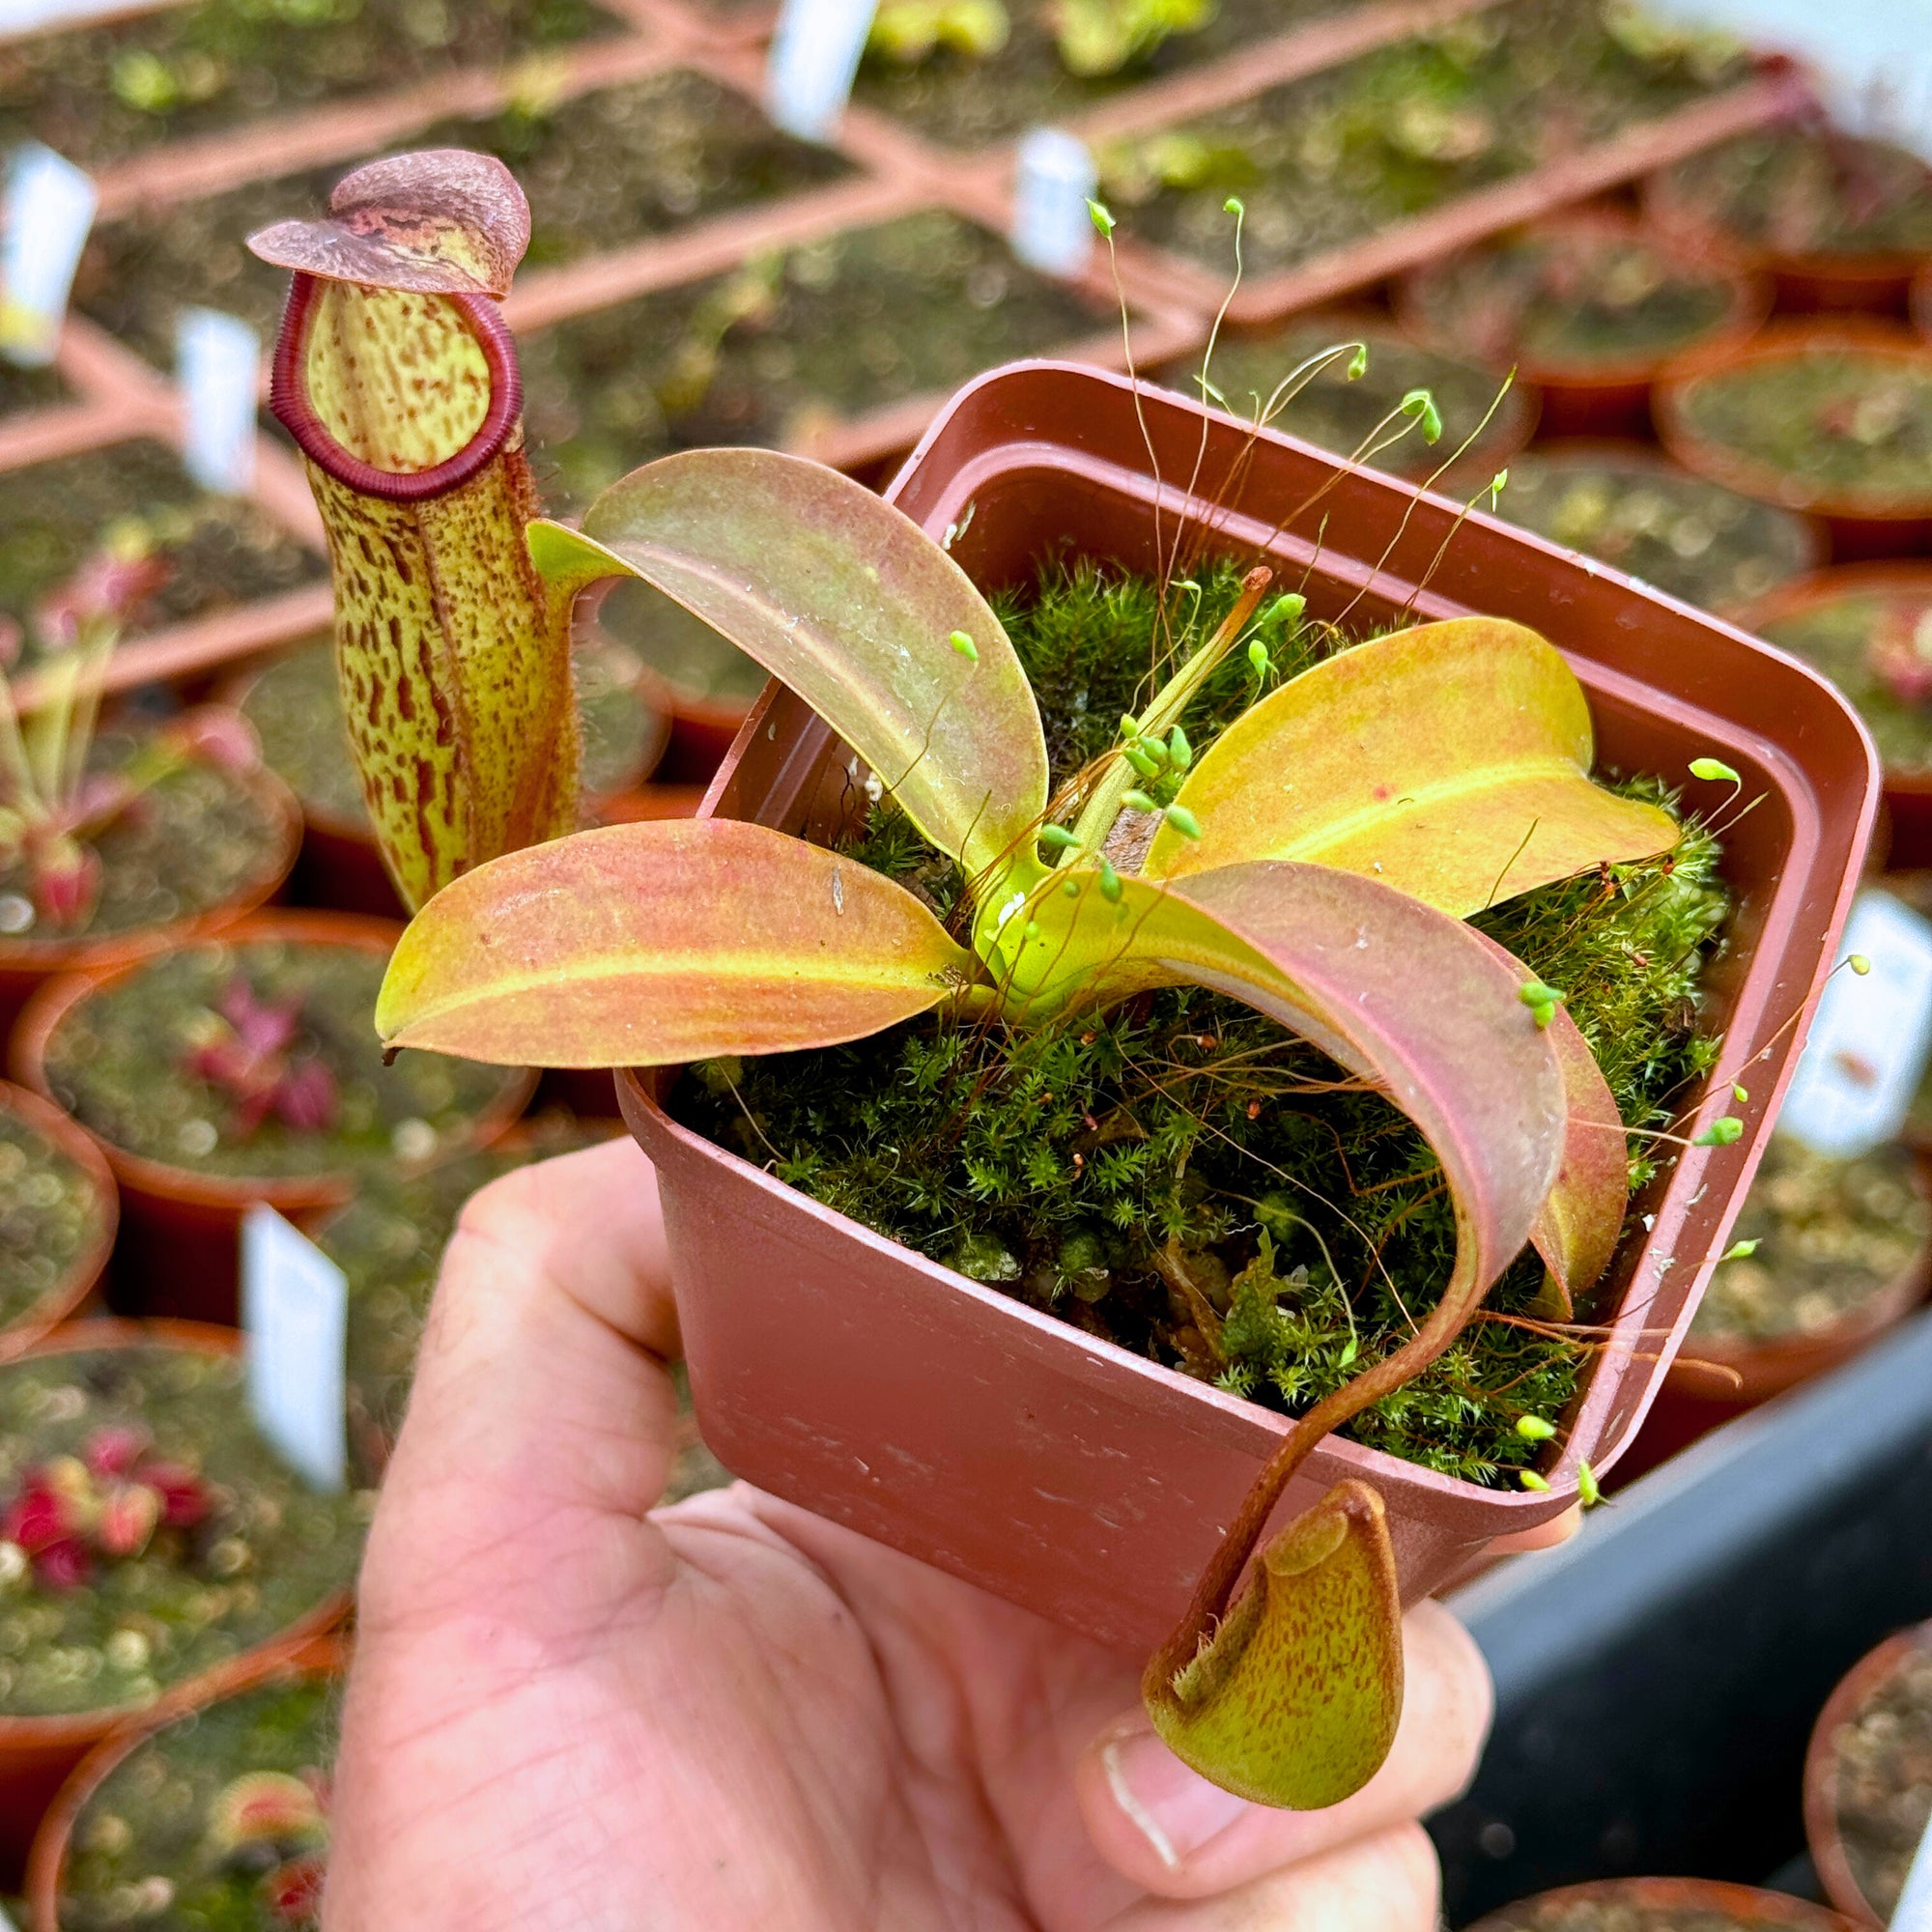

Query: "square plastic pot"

xmin=616 ymin=360 xmax=1879 ymax=1656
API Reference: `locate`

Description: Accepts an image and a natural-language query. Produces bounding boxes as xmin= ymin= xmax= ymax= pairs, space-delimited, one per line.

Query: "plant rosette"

xmin=1155 ymin=313 xmax=1540 ymax=485
xmin=228 ymin=637 xmax=667 ymax=916
xmin=1466 ymin=1875 xmax=1863 ymax=1932
xmin=1657 ymin=320 xmax=1932 ymax=558
xmin=28 ymin=1642 xmax=344 ymax=1932
xmin=0 ymin=1323 xmax=361 ymax=1877
xmin=1465 ymin=442 xmax=1823 ymax=616
xmin=1805 ymin=1618 xmax=1932 ymax=1929
xmin=1647 ymin=126 xmax=1932 ymax=315
xmin=1398 ymin=211 xmax=1769 ymax=439
xmin=242 ymin=150 xmax=1873 ymax=1811
xmin=12 ymin=914 xmax=534 ymax=1323
xmin=0 ymin=1083 xmax=115 ymax=1369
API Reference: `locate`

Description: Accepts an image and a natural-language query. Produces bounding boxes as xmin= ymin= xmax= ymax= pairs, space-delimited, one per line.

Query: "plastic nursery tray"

xmin=619 ymin=359 xmax=1878 ymax=1654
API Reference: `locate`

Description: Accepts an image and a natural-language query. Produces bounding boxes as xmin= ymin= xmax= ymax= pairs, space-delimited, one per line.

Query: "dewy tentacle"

xmin=248 ymin=151 xmax=578 ymax=912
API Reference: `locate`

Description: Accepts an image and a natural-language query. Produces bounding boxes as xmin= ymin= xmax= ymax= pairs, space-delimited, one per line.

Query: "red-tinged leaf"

xmin=1144 ymin=618 xmax=1678 ymax=916
xmin=1144 ymin=1480 xmax=1403 ymax=1808
xmin=376 ymin=818 xmax=979 ymax=1067
xmin=526 ymin=450 xmax=1049 ymax=884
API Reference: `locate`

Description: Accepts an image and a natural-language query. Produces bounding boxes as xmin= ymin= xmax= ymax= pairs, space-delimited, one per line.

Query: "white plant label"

xmin=1010 ymin=127 xmax=1098 ymax=278
xmin=178 ymin=307 xmax=260 ymax=495
xmin=0 ymin=141 xmax=96 ymax=367
xmin=767 ymin=0 xmax=876 ymax=141
xmin=242 ymin=1205 xmax=348 ymax=1494
xmin=1777 ymin=888 xmax=1932 ymax=1159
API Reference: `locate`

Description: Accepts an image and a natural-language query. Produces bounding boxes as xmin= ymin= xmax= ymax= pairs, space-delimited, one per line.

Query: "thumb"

xmin=357 ymin=1135 xmax=683 ymax=1636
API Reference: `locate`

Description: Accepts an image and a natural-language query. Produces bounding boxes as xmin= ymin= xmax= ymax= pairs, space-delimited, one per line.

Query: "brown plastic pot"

xmin=614 ymin=358 xmax=1879 ymax=1654
xmin=1804 ymin=1618 xmax=1932 ymax=1928
xmin=0 ymin=1320 xmax=352 ymax=1883
xmin=0 ymin=755 xmax=300 ymax=1049
xmin=1647 ymin=145 xmax=1931 ymax=318
xmin=1465 ymin=1875 xmax=1862 ymax=1930
xmin=24 ymin=1634 xmax=346 ymax=1932
xmin=0 ymin=1079 xmax=117 ymax=1364
xmin=10 ymin=911 xmax=536 ymax=1324
xmin=1657 ymin=320 xmax=1932 ymax=560
xmin=1739 ymin=566 xmax=1932 ymax=868
xmin=1397 ymin=209 xmax=1770 ymax=440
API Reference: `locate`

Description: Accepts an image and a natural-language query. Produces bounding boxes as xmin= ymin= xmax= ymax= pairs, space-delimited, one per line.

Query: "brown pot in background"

xmin=9 ymin=912 xmax=535 ymax=1324
xmin=617 ymin=359 xmax=1877 ymax=1655
xmin=0 ymin=1080 xmax=117 ymax=1364
xmin=1804 ymin=1619 xmax=1932 ymax=1928
xmin=1465 ymin=1874 xmax=1862 ymax=1931
xmin=1646 ymin=147 xmax=1929 ymax=318
xmin=0 ymin=759 xmax=300 ymax=1049
xmin=0 ymin=1321 xmax=351 ymax=1884
xmin=1657 ymin=320 xmax=1932 ymax=559
xmin=1617 ymin=1228 xmax=1932 ymax=1484
xmin=1738 ymin=567 xmax=1932 ymax=867
xmin=23 ymin=1633 xmax=345 ymax=1932
xmin=1397 ymin=208 xmax=1770 ymax=440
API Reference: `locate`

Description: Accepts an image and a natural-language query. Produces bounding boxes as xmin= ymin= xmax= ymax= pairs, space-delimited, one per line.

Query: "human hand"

xmin=325 ymin=1136 xmax=1499 ymax=1931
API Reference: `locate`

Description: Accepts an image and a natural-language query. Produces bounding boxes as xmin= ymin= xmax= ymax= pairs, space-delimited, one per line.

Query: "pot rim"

xmin=1656 ymin=318 xmax=1932 ymax=521
xmin=1396 ymin=204 xmax=1773 ymax=392
xmin=1469 ymin=1872 xmax=1864 ymax=1929
xmin=0 ymin=1080 xmax=117 ymax=1366
xmin=0 ymin=1319 xmax=353 ymax=1748
xmin=1804 ymin=1615 xmax=1932 ymax=1928
xmin=8 ymin=910 xmax=535 ymax=1214
xmin=22 ymin=1633 xmax=346 ymax=1932
xmin=0 ymin=756 xmax=300 ymax=979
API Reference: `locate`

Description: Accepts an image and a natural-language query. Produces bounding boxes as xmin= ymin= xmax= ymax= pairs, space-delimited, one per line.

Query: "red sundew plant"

xmin=184 ymin=978 xmax=342 ymax=1136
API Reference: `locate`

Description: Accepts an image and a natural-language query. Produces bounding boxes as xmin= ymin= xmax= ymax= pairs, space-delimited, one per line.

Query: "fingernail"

xmin=1099 ymin=1723 xmax=1250 ymax=1868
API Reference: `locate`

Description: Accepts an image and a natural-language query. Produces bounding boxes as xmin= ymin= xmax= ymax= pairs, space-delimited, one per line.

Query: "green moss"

xmin=674 ymin=559 xmax=1731 ymax=1487
xmin=0 ymin=1101 xmax=107 ymax=1334
xmin=61 ymin=1667 xmax=335 ymax=1931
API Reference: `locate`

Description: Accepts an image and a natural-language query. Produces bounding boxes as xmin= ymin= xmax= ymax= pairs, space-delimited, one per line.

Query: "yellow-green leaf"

xmin=1143 ymin=618 xmax=1678 ymax=916
xmin=1144 ymin=1480 xmax=1403 ymax=1808
xmin=376 ymin=818 xmax=977 ymax=1067
xmin=527 ymin=450 xmax=1049 ymax=886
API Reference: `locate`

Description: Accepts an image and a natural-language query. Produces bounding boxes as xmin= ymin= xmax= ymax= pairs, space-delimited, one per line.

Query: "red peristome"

xmin=269 ymin=272 xmax=522 ymax=504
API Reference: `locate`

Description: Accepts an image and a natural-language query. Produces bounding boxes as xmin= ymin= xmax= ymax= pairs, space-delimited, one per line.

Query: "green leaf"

xmin=527 ymin=448 xmax=1049 ymax=885
xmin=375 ymin=818 xmax=977 ymax=1066
xmin=1144 ymin=1480 xmax=1403 ymax=1808
xmin=1144 ymin=617 xmax=1679 ymax=917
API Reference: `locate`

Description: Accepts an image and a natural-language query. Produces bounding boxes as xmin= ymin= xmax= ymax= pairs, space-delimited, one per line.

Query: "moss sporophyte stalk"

xmin=249 ymin=151 xmax=1738 ymax=1811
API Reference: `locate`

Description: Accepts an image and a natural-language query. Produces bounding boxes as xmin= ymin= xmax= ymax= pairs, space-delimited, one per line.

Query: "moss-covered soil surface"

xmin=241 ymin=636 xmax=657 ymax=828
xmin=1672 ymin=348 xmax=1932 ymax=508
xmin=76 ymin=69 xmax=852 ymax=365
xmin=673 ymin=560 xmax=1733 ymax=1489
xmin=0 ymin=1100 xmax=107 ymax=1336
xmin=1828 ymin=1640 xmax=1932 ymax=1923
xmin=0 ymin=1345 xmax=365 ymax=1719
xmin=60 ymin=1666 xmax=336 ymax=1932
xmin=1479 ymin=448 xmax=1816 ymax=611
xmin=0 ymin=0 xmax=621 ymax=173
xmin=0 ymin=359 xmax=66 ymax=422
xmin=1658 ymin=127 xmax=1932 ymax=259
xmin=1157 ymin=319 xmax=1533 ymax=481
xmin=1756 ymin=584 xmax=1932 ymax=773
xmin=43 ymin=934 xmax=523 ymax=1182
xmin=324 ymin=1123 xmax=729 ymax=1497
xmin=1096 ymin=0 xmax=1747 ymax=279
xmin=519 ymin=210 xmax=1104 ymax=510
xmin=1406 ymin=225 xmax=1744 ymax=370
xmin=1690 ymin=1137 xmax=1926 ymax=1346
xmin=0 ymin=441 xmax=322 ymax=659
xmin=851 ymin=0 xmax=1350 ymax=152
xmin=0 ymin=732 xmax=289 ymax=951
